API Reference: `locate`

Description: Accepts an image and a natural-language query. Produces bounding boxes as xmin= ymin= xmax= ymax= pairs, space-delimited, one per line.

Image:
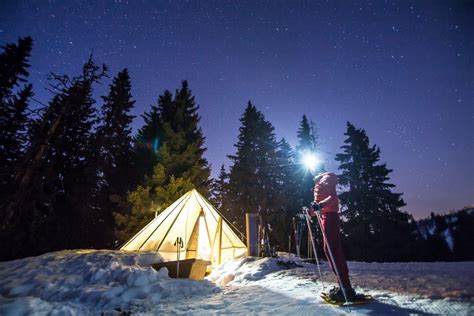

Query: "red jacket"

xmin=314 ymin=172 xmax=339 ymax=213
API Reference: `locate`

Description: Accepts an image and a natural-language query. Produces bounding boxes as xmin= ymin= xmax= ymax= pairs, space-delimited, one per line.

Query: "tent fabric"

xmin=120 ymin=189 xmax=247 ymax=267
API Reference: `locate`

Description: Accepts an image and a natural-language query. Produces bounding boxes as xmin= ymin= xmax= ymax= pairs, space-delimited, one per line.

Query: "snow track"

xmin=206 ymin=254 xmax=473 ymax=315
xmin=0 ymin=250 xmax=472 ymax=315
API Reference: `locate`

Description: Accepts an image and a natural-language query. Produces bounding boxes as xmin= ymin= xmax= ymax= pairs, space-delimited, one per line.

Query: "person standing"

xmin=309 ymin=171 xmax=356 ymax=302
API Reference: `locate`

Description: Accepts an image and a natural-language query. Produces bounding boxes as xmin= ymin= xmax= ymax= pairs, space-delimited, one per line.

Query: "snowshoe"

xmin=329 ymin=286 xmax=356 ymax=302
xmin=320 ymin=291 xmax=373 ymax=306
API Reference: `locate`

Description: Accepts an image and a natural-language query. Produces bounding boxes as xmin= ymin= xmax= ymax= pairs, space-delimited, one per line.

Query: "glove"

xmin=302 ymin=206 xmax=314 ymax=217
xmin=310 ymin=202 xmax=322 ymax=214
xmin=307 ymin=207 xmax=317 ymax=217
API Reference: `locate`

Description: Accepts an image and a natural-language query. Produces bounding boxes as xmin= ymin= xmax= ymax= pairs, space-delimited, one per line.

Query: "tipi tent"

xmin=121 ymin=189 xmax=247 ymax=267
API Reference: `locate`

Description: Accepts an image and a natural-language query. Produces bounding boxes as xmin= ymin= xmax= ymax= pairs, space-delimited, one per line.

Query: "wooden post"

xmin=288 ymin=234 xmax=291 ymax=254
xmin=246 ymin=213 xmax=259 ymax=257
xmin=257 ymin=224 xmax=261 ymax=257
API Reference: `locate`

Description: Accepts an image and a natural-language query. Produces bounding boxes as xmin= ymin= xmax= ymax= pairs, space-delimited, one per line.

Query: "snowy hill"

xmin=0 ymin=250 xmax=473 ymax=315
xmin=416 ymin=206 xmax=474 ymax=259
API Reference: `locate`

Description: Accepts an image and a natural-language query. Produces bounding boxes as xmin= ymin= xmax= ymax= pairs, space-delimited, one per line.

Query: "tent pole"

xmin=218 ymin=217 xmax=223 ymax=265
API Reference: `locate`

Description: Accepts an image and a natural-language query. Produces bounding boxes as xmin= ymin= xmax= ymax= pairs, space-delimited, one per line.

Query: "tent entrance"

xmin=186 ymin=209 xmax=213 ymax=261
xmin=197 ymin=213 xmax=212 ymax=260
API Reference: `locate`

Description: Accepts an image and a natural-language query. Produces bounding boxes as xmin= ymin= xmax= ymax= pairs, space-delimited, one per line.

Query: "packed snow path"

xmin=0 ymin=250 xmax=472 ymax=315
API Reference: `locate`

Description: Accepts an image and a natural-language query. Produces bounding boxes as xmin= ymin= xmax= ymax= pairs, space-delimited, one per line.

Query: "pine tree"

xmin=226 ymin=102 xmax=282 ymax=239
xmin=211 ymin=165 xmax=229 ymax=210
xmin=49 ymin=59 xmax=106 ymax=249
xmin=295 ymin=115 xmax=319 ymax=208
xmin=134 ymin=91 xmax=171 ymax=181
xmin=453 ymin=207 xmax=474 ymax=260
xmin=98 ymin=69 xmax=136 ymax=192
xmin=165 ymin=81 xmax=210 ymax=187
xmin=227 ymin=102 xmax=265 ymax=229
xmin=292 ymin=115 xmax=325 ymax=257
xmin=0 ymin=36 xmax=32 ymax=100
xmin=116 ymin=91 xmax=170 ymax=242
xmin=296 ymin=115 xmax=318 ymax=153
xmin=115 ymin=81 xmax=211 ymax=242
xmin=0 ymin=37 xmax=33 ymax=187
xmin=94 ymin=68 xmax=136 ymax=246
xmin=0 ymin=57 xmax=107 ymax=260
xmin=335 ymin=122 xmax=416 ymax=261
xmin=271 ymin=138 xmax=300 ymax=250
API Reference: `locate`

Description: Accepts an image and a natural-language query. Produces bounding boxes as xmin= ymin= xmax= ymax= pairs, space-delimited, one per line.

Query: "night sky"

xmin=1 ymin=1 xmax=473 ymax=219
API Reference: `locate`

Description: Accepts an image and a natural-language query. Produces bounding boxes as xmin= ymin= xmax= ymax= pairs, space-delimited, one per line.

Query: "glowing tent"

xmin=120 ymin=189 xmax=247 ymax=267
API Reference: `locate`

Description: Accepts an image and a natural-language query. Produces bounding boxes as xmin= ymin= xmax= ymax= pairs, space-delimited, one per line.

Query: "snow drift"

xmin=0 ymin=250 xmax=218 ymax=315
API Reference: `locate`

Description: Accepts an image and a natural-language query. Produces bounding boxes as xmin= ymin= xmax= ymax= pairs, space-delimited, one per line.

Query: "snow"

xmin=446 ymin=215 xmax=458 ymax=224
xmin=428 ymin=221 xmax=437 ymax=235
xmin=0 ymin=250 xmax=217 ymax=315
xmin=1 ymin=250 xmax=473 ymax=315
xmin=443 ymin=228 xmax=455 ymax=251
xmin=208 ymin=254 xmax=474 ymax=315
xmin=417 ymin=220 xmax=437 ymax=239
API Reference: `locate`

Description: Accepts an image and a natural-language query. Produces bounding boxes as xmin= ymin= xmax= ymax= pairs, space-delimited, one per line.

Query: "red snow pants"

xmin=321 ymin=212 xmax=350 ymax=287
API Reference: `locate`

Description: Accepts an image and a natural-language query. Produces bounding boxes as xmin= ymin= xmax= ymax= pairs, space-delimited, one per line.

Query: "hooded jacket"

xmin=313 ymin=172 xmax=339 ymax=213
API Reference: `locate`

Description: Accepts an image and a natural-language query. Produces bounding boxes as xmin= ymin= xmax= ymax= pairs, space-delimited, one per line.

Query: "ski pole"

xmin=292 ymin=217 xmax=300 ymax=257
xmin=303 ymin=207 xmax=322 ymax=279
xmin=308 ymin=232 xmax=311 ymax=259
xmin=297 ymin=222 xmax=302 ymax=256
xmin=174 ymin=237 xmax=183 ymax=278
xmin=315 ymin=212 xmax=350 ymax=305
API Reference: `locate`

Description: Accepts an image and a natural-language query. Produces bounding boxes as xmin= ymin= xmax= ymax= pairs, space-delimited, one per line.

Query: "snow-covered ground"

xmin=0 ymin=250 xmax=473 ymax=315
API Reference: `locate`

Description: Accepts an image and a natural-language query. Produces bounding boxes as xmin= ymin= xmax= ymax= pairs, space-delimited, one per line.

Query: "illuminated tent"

xmin=120 ymin=189 xmax=247 ymax=267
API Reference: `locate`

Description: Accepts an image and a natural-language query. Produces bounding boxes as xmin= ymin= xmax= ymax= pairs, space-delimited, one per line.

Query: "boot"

xmin=328 ymin=283 xmax=356 ymax=302
xmin=328 ymin=285 xmax=339 ymax=296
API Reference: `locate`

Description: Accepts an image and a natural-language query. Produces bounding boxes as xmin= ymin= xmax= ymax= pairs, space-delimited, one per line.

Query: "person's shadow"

xmin=346 ymin=299 xmax=434 ymax=315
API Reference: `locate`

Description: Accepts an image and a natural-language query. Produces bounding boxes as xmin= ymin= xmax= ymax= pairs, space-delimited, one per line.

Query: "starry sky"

xmin=1 ymin=1 xmax=473 ymax=219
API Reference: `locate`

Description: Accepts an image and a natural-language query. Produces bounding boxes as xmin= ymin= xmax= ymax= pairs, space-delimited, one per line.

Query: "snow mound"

xmin=207 ymin=256 xmax=282 ymax=285
xmin=0 ymin=250 xmax=218 ymax=315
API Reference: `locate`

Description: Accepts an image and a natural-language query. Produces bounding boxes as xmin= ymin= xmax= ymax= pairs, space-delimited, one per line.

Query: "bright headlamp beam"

xmin=302 ymin=153 xmax=319 ymax=171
